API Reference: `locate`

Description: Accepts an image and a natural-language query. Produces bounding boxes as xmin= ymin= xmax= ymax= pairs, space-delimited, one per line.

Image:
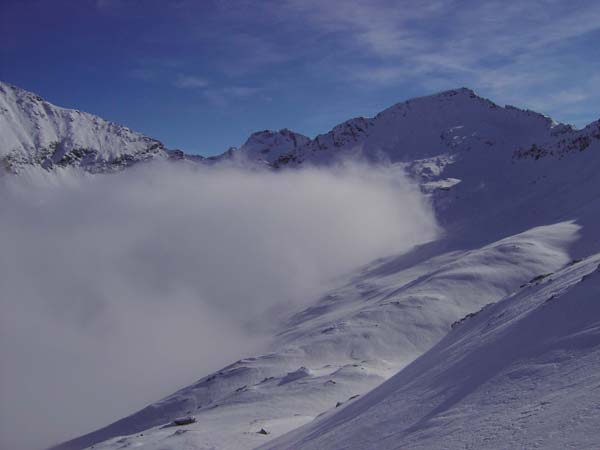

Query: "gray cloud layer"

xmin=0 ymin=162 xmax=437 ymax=450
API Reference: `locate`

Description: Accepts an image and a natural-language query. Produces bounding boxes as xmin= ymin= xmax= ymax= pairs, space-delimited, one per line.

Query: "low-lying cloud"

xmin=0 ymin=161 xmax=438 ymax=450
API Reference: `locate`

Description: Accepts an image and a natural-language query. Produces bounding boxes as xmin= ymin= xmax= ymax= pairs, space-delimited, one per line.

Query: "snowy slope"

xmin=43 ymin=87 xmax=600 ymax=450
xmin=0 ymin=82 xmax=190 ymax=173
xmin=55 ymin=223 xmax=582 ymax=450
xmin=263 ymin=253 xmax=600 ymax=450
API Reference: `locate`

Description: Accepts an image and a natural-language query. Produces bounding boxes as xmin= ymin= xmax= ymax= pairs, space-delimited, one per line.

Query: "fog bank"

xmin=0 ymin=161 xmax=438 ymax=450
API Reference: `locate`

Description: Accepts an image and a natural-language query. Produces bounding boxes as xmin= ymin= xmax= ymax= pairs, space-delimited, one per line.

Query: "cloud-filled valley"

xmin=3 ymin=1 xmax=600 ymax=448
xmin=0 ymin=161 xmax=438 ymax=450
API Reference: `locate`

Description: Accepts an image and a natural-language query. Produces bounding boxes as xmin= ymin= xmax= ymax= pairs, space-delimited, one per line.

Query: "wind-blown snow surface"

xmin=45 ymin=88 xmax=600 ymax=450
xmin=263 ymin=252 xmax=600 ymax=450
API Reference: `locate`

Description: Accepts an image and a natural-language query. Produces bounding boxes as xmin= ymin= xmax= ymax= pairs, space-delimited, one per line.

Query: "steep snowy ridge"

xmin=4 ymin=82 xmax=594 ymax=450
xmin=0 ymin=82 xmax=186 ymax=173
xmin=263 ymin=253 xmax=600 ymax=450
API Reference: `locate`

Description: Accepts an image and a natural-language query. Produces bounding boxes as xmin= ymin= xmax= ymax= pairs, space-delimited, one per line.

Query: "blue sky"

xmin=1 ymin=0 xmax=599 ymax=155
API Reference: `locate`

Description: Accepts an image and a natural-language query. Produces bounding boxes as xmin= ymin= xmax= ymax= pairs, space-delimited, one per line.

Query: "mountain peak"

xmin=403 ymin=86 xmax=491 ymax=107
xmin=0 ymin=80 xmax=169 ymax=173
xmin=244 ymin=128 xmax=309 ymax=144
xmin=432 ymin=86 xmax=478 ymax=98
xmin=236 ymin=128 xmax=311 ymax=161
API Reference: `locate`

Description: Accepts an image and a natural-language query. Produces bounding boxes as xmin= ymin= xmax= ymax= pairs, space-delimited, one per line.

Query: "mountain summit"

xmin=0 ymin=82 xmax=173 ymax=173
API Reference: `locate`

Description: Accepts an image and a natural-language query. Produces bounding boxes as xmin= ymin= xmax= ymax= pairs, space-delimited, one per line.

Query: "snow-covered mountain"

xmin=30 ymin=82 xmax=599 ymax=450
xmin=0 ymin=82 xmax=203 ymax=174
xmin=214 ymin=88 xmax=573 ymax=167
xmin=264 ymin=250 xmax=600 ymax=450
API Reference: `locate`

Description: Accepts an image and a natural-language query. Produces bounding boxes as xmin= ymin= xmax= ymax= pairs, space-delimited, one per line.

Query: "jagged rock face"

xmin=513 ymin=120 xmax=600 ymax=160
xmin=0 ymin=82 xmax=171 ymax=173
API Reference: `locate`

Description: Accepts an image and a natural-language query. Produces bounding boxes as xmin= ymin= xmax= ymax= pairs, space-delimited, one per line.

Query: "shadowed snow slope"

xmin=262 ymin=254 xmax=600 ymax=450
xmin=14 ymin=84 xmax=599 ymax=450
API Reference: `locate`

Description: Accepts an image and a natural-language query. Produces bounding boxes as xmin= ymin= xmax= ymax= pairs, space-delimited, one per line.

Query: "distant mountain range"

xmin=2 ymin=81 xmax=599 ymax=175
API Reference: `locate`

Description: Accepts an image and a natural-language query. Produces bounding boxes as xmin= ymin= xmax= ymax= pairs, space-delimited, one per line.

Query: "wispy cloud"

xmin=174 ymin=74 xmax=209 ymax=89
xmin=117 ymin=0 xmax=599 ymax=128
xmin=276 ymin=0 xmax=600 ymax=124
xmin=202 ymin=85 xmax=265 ymax=108
xmin=0 ymin=162 xmax=437 ymax=450
xmin=171 ymin=74 xmax=265 ymax=106
xmin=283 ymin=0 xmax=446 ymax=58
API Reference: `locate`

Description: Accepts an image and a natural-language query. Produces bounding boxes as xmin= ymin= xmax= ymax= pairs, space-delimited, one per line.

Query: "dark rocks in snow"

xmin=257 ymin=428 xmax=270 ymax=435
xmin=167 ymin=149 xmax=185 ymax=160
xmin=260 ymin=376 xmax=275 ymax=383
xmin=173 ymin=417 xmax=195 ymax=426
xmin=278 ymin=367 xmax=310 ymax=385
xmin=451 ymin=303 xmax=494 ymax=328
xmin=162 ymin=416 xmax=196 ymax=428
xmin=529 ymin=273 xmax=553 ymax=284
